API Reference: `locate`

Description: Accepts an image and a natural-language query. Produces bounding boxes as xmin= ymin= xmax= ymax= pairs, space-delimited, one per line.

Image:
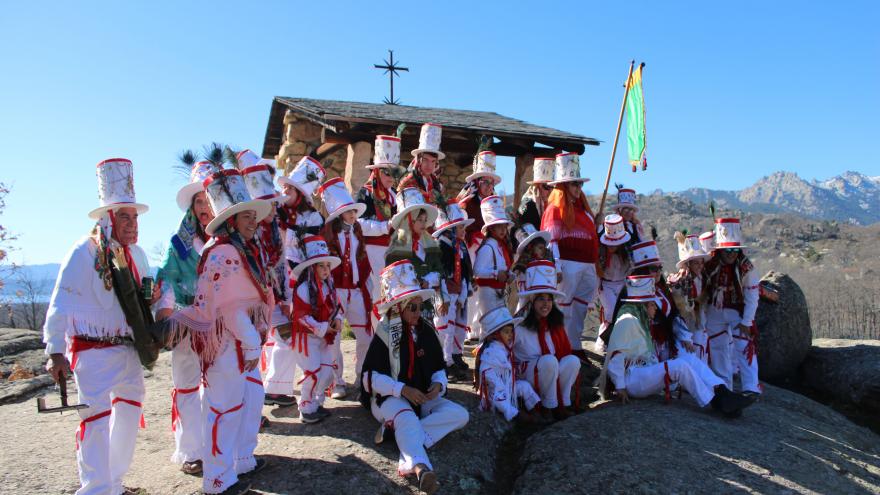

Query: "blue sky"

xmin=1 ymin=1 xmax=877 ymax=265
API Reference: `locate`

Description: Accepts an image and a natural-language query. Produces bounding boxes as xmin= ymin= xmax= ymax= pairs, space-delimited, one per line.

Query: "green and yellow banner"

xmin=626 ymin=64 xmax=647 ymax=172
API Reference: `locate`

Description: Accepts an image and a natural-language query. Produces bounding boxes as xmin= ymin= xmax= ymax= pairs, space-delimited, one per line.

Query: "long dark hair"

xmin=521 ymin=296 xmax=564 ymax=331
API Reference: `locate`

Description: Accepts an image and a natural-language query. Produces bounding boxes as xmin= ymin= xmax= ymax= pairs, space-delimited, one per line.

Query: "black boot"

xmin=452 ymin=354 xmax=470 ymax=370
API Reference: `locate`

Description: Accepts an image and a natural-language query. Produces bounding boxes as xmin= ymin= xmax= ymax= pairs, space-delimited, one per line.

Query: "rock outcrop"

xmin=756 ymin=271 xmax=812 ymax=380
xmin=800 ymin=339 xmax=880 ymax=422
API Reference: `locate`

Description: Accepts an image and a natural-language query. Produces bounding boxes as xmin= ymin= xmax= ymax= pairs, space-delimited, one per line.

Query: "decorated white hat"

xmin=277 ymin=156 xmax=326 ymax=205
xmin=391 ymin=187 xmax=439 ymax=230
xmin=514 ymin=223 xmax=551 ymax=257
xmin=176 ymin=160 xmax=216 ymax=212
xmin=699 ymin=231 xmax=716 ymax=253
xmin=528 ymin=157 xmax=555 ymax=185
xmin=621 ymin=275 xmax=661 ymax=304
xmin=318 ymin=177 xmax=366 ymax=223
xmin=241 ymin=163 xmax=286 ymax=205
xmin=480 ymin=195 xmax=513 ymax=234
xmin=411 ymin=123 xmax=445 ymax=160
xmin=203 ymin=169 xmax=272 ymax=235
xmin=479 ymin=305 xmax=523 ymax=341
xmin=432 ymin=199 xmax=474 ymax=237
xmin=600 ymin=214 xmax=631 ymax=246
xmin=465 ymin=151 xmax=502 ymax=185
xmin=714 ymin=217 xmax=746 ymax=250
xmin=518 ymin=260 xmax=565 ymax=299
xmin=377 ymin=260 xmax=435 ymax=314
xmin=368 ymin=135 xmax=401 ymax=169
xmin=631 ymin=240 xmax=662 ymax=269
xmin=613 ymin=187 xmax=639 ymax=214
xmin=291 ymin=235 xmax=342 ymax=279
xmin=89 ymin=158 xmax=150 ymax=220
xmin=548 ymin=152 xmax=588 ymax=185
xmin=675 ymin=232 xmax=710 ymax=269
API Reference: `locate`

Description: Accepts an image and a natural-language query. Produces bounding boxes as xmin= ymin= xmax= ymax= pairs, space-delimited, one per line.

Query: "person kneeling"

xmin=599 ymin=275 xmax=754 ymax=418
xmin=360 ymin=261 xmax=469 ymax=494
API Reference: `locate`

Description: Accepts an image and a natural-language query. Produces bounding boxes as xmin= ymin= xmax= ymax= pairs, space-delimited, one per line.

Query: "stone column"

xmin=344 ymin=141 xmax=372 ymax=195
xmin=513 ymin=153 xmax=534 ymax=210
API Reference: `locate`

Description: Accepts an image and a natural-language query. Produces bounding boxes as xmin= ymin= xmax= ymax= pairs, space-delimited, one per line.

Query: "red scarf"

xmin=453 ymin=238 xmax=462 ymax=285
xmin=491 ymin=234 xmax=513 ymax=268
xmin=537 ymin=317 xmax=571 ymax=359
xmin=279 ymin=196 xmax=302 ymax=230
xmin=407 ymin=214 xmax=421 ymax=255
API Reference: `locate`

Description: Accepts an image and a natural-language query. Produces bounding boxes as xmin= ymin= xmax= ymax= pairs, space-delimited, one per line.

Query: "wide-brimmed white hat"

xmin=517 ymin=260 xmax=565 ymax=299
xmin=675 ymin=232 xmax=710 ymax=269
xmin=548 ymin=152 xmax=588 ymax=185
xmin=613 ymin=187 xmax=639 ymax=214
xmin=391 ymin=187 xmax=439 ymax=230
xmin=699 ymin=231 xmax=716 ymax=253
xmin=479 ymin=305 xmax=523 ymax=341
xmin=714 ymin=217 xmax=747 ymax=250
xmin=432 ymin=200 xmax=474 ymax=237
xmin=600 ymin=214 xmax=631 ymax=246
xmin=465 ymin=151 xmax=502 ymax=185
xmin=276 ymin=156 xmax=326 ymax=205
xmin=621 ymin=275 xmax=661 ymax=304
xmin=411 ymin=123 xmax=446 ymax=160
xmin=89 ymin=158 xmax=150 ymax=220
xmin=176 ymin=160 xmax=216 ymax=212
xmin=318 ymin=177 xmax=366 ymax=223
xmin=203 ymin=169 xmax=272 ymax=235
xmin=291 ymin=235 xmax=342 ymax=279
xmin=480 ymin=195 xmax=513 ymax=235
xmin=377 ymin=260 xmax=436 ymax=314
xmin=528 ymin=157 xmax=555 ymax=185
xmin=514 ymin=223 xmax=550 ymax=257
xmin=631 ymin=240 xmax=662 ymax=269
xmin=367 ymin=135 xmax=401 ymax=170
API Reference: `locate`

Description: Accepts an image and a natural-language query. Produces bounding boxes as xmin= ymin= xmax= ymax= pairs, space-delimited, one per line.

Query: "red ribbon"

xmin=76 ymin=409 xmax=111 ymax=450
xmin=210 ymin=403 xmax=243 ymax=456
xmin=171 ymin=386 xmax=199 ymax=431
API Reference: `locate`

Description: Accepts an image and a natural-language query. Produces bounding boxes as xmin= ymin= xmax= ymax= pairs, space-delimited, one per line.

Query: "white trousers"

xmin=238 ymin=365 xmax=263 ymax=474
xmin=474 ymin=286 xmax=505 ymax=339
xmin=625 ymin=353 xmax=724 ymax=407
xmin=170 ymin=340 xmax=203 ymax=465
xmin=466 ymin=244 xmax=480 ymax=340
xmin=522 ymin=354 xmax=580 ymax=409
xmin=486 ymin=378 xmax=541 ymax=421
xmin=733 ymin=327 xmax=761 ymax=393
xmin=557 ymin=260 xmax=599 ymax=351
xmin=263 ymin=329 xmax=297 ymax=396
xmin=705 ymin=308 xmax=739 ymax=390
xmin=337 ymin=287 xmax=370 ymax=385
xmin=682 ymin=329 xmax=710 ymax=366
xmin=201 ymin=340 xmax=247 ymax=494
xmin=294 ymin=335 xmax=335 ymax=414
xmin=370 ymin=396 xmax=469 ymax=474
xmin=366 ymin=244 xmax=387 ymax=303
xmin=72 ymin=345 xmax=145 ymax=495
xmin=434 ymin=284 xmax=468 ymax=365
xmin=596 ymin=279 xmax=624 ymax=353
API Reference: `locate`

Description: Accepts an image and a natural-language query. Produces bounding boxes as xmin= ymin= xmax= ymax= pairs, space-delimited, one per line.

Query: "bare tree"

xmin=11 ymin=269 xmax=50 ymax=330
xmin=0 ymin=182 xmax=19 ymax=319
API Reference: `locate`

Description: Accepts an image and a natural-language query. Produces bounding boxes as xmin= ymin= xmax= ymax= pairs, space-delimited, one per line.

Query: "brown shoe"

xmin=416 ymin=465 xmax=439 ymax=494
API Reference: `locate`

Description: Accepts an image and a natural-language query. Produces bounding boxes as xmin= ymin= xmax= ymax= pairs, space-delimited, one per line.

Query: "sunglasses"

xmin=541 ymin=185 xmax=553 ymax=191
xmin=379 ymin=169 xmax=392 ymax=177
xmin=404 ymin=302 xmax=421 ymax=312
xmin=722 ymin=248 xmax=741 ymax=254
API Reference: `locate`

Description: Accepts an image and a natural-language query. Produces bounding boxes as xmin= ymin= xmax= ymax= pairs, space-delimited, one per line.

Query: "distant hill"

xmin=671 ymin=171 xmax=880 ymax=226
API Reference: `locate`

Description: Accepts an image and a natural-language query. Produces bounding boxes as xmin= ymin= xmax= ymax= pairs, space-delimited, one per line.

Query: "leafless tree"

xmin=11 ymin=269 xmax=50 ymax=330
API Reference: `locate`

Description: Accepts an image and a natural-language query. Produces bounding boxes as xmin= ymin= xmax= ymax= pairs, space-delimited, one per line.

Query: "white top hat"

xmin=699 ymin=231 xmax=716 ymax=253
xmin=377 ymin=260 xmax=436 ymax=314
xmin=621 ymin=275 xmax=660 ymax=303
xmin=241 ymin=163 xmax=286 ymax=205
xmin=203 ymin=169 xmax=272 ymax=236
xmin=631 ymin=240 xmax=662 ymax=269
xmin=432 ymin=200 xmax=474 ymax=238
xmin=480 ymin=195 xmax=513 ymax=235
xmin=277 ymin=156 xmax=326 ymax=205
xmin=600 ymin=214 xmax=631 ymax=246
xmin=614 ymin=188 xmax=639 ymax=214
xmin=411 ymin=123 xmax=446 ymax=160
xmin=714 ymin=217 xmax=746 ymax=250
xmin=391 ymin=187 xmax=439 ymax=230
xmin=235 ymin=149 xmax=260 ymax=169
xmin=291 ymin=235 xmax=342 ymax=279
xmin=676 ymin=233 xmax=710 ymax=269
xmin=518 ymin=260 xmax=565 ymax=299
xmin=528 ymin=157 xmax=555 ymax=185
xmin=479 ymin=305 xmax=523 ymax=341
xmin=176 ymin=160 xmax=216 ymax=212
xmin=318 ymin=177 xmax=366 ymax=223
xmin=368 ymin=135 xmax=401 ymax=169
xmin=465 ymin=151 xmax=502 ymax=185
xmin=548 ymin=152 xmax=588 ymax=185
xmin=514 ymin=223 xmax=551 ymax=257
xmin=89 ymin=158 xmax=149 ymax=220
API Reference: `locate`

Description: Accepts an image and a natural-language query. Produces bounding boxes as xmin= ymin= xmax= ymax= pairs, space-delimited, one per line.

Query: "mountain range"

xmin=670 ymin=171 xmax=880 ymax=225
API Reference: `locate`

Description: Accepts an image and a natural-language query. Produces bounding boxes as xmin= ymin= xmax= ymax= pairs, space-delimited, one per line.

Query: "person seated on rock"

xmin=598 ymin=275 xmax=755 ymax=418
xmin=667 ymin=231 xmax=712 ymax=364
xmin=474 ymin=306 xmax=542 ymax=424
xmin=513 ymin=261 xmax=582 ymax=421
xmin=360 ymin=260 xmax=469 ymax=495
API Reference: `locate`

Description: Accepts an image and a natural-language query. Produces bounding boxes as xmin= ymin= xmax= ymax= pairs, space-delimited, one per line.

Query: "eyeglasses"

xmin=379 ymin=169 xmax=392 ymax=177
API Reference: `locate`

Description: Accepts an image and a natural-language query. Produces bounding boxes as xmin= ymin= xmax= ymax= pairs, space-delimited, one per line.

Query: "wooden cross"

xmin=374 ymin=50 xmax=409 ymax=105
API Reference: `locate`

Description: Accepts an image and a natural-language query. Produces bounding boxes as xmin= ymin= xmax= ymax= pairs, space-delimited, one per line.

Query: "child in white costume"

xmin=595 ymin=214 xmax=632 ymax=353
xmin=667 ymin=231 xmax=712 ymax=364
xmin=473 ymin=195 xmax=515 ymax=327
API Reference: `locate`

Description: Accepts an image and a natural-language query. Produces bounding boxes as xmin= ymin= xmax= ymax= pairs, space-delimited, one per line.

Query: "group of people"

xmin=43 ymin=124 xmax=761 ymax=495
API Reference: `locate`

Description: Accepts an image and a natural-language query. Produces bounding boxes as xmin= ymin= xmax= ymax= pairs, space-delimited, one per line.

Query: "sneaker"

xmin=331 ymin=384 xmax=347 ymax=399
xmin=300 ymin=410 xmax=325 ymax=424
xmin=317 ymin=406 xmax=332 ymax=418
xmin=180 ymin=459 xmax=203 ymax=476
xmin=264 ymin=394 xmax=296 ymax=407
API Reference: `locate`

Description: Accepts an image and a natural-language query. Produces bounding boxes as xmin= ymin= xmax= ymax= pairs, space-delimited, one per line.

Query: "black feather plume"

xmin=173 ymin=149 xmax=199 ymax=177
xmin=224 ymin=146 xmax=240 ymax=170
xmin=651 ymin=225 xmax=658 ymax=241
xmin=614 ymin=182 xmax=624 ymax=191
xmin=203 ymin=142 xmax=225 ymax=168
xmin=708 ymin=201 xmax=716 ymax=221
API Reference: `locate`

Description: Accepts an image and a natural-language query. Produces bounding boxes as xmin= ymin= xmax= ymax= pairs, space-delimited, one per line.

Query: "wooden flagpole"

xmin=596 ymin=60 xmax=636 ymax=221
